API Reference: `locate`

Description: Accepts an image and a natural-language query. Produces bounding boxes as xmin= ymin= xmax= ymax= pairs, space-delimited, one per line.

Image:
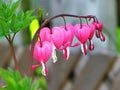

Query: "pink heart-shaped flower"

xmin=33 ymin=41 xmax=53 ymax=63
xmin=51 ymin=27 xmax=64 ymax=49
xmin=61 ymin=24 xmax=74 ymax=46
xmin=75 ymin=24 xmax=90 ymax=44
xmin=39 ymin=27 xmax=51 ymax=42
xmin=93 ymin=22 xmax=103 ymax=32
xmin=33 ymin=41 xmax=52 ymax=76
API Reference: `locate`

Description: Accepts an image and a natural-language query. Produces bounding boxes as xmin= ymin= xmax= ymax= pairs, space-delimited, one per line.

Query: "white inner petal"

xmin=52 ymin=45 xmax=57 ymax=63
xmin=66 ymin=47 xmax=70 ymax=60
xmin=81 ymin=43 xmax=88 ymax=55
xmin=41 ymin=61 xmax=46 ymax=76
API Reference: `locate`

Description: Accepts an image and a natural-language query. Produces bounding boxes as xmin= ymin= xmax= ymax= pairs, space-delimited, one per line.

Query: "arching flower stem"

xmin=41 ymin=14 xmax=96 ymax=28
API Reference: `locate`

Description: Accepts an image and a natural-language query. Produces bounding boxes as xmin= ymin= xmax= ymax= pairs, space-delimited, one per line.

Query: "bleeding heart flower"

xmin=60 ymin=24 xmax=75 ymax=60
xmin=62 ymin=24 xmax=74 ymax=45
xmin=51 ymin=26 xmax=64 ymax=49
xmin=75 ymin=24 xmax=90 ymax=55
xmin=32 ymin=41 xmax=52 ymax=76
xmin=39 ymin=26 xmax=64 ymax=62
xmin=40 ymin=27 xmax=51 ymax=42
xmin=51 ymin=27 xmax=65 ymax=62
xmin=92 ymin=22 xmax=105 ymax=41
xmin=96 ymin=22 xmax=103 ymax=32
xmin=31 ymin=14 xmax=106 ymax=77
xmin=40 ymin=27 xmax=64 ymax=49
xmin=75 ymin=24 xmax=90 ymax=44
xmin=88 ymin=23 xmax=96 ymax=51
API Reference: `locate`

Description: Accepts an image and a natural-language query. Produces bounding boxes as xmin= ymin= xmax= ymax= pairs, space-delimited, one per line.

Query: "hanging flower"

xmin=93 ymin=22 xmax=105 ymax=41
xmin=39 ymin=27 xmax=51 ymax=42
xmin=88 ymin=23 xmax=96 ymax=50
xmin=75 ymin=24 xmax=90 ymax=55
xmin=39 ymin=26 xmax=64 ymax=63
xmin=60 ymin=24 xmax=75 ymax=60
xmin=32 ymin=41 xmax=53 ymax=76
xmin=51 ymin=27 xmax=65 ymax=49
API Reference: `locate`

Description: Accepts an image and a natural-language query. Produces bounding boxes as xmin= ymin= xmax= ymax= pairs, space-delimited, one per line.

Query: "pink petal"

xmin=71 ymin=42 xmax=80 ymax=47
xmin=33 ymin=41 xmax=53 ymax=63
xmin=60 ymin=42 xmax=71 ymax=50
xmin=52 ymin=27 xmax=64 ymax=49
xmin=64 ymin=24 xmax=74 ymax=44
xmin=66 ymin=24 xmax=75 ymax=34
xmin=42 ymin=41 xmax=53 ymax=62
xmin=89 ymin=40 xmax=94 ymax=51
xmin=33 ymin=42 xmax=42 ymax=63
xmin=39 ymin=27 xmax=51 ymax=42
xmin=97 ymin=22 xmax=103 ymax=32
xmin=62 ymin=28 xmax=72 ymax=45
xmin=96 ymin=30 xmax=100 ymax=38
xmin=32 ymin=64 xmax=41 ymax=70
xmin=93 ymin=22 xmax=103 ymax=32
xmin=100 ymin=32 xmax=105 ymax=41
xmin=75 ymin=24 xmax=90 ymax=44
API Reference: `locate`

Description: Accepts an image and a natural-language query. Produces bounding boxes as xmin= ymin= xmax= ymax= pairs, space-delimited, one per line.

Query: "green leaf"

xmin=0 ymin=20 xmax=10 ymax=38
xmin=8 ymin=68 xmax=21 ymax=83
xmin=0 ymin=87 xmax=7 ymax=90
xmin=0 ymin=68 xmax=45 ymax=90
xmin=22 ymin=77 xmax=32 ymax=90
xmin=25 ymin=9 xmax=34 ymax=17
xmin=0 ymin=68 xmax=17 ymax=90
xmin=17 ymin=10 xmax=24 ymax=21
xmin=11 ymin=0 xmax=22 ymax=15
xmin=32 ymin=80 xmax=39 ymax=90
xmin=39 ymin=77 xmax=47 ymax=90
xmin=9 ymin=9 xmax=35 ymax=33
xmin=2 ymin=0 xmax=21 ymax=21
xmin=0 ymin=0 xmax=21 ymax=22
xmin=0 ymin=0 xmax=36 ymax=39
xmin=0 ymin=68 xmax=33 ymax=90
xmin=6 ymin=77 xmax=17 ymax=90
xmin=35 ymin=66 xmax=43 ymax=76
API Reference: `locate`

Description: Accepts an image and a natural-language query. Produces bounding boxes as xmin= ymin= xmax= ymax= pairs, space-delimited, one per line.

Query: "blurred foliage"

xmin=0 ymin=0 xmax=36 ymax=39
xmin=0 ymin=68 xmax=40 ymax=90
xmin=117 ymin=27 xmax=120 ymax=53
xmin=0 ymin=68 xmax=47 ymax=90
xmin=39 ymin=77 xmax=47 ymax=90
xmin=37 ymin=8 xmax=44 ymax=23
xmin=34 ymin=66 xmax=47 ymax=90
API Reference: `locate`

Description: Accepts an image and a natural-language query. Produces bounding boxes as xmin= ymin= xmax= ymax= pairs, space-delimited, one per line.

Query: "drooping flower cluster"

xmin=31 ymin=15 xmax=105 ymax=76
